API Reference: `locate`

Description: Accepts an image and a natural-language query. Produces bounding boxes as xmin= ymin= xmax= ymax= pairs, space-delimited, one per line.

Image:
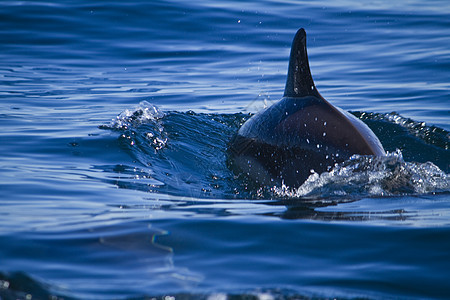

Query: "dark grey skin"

xmin=228 ymin=28 xmax=385 ymax=188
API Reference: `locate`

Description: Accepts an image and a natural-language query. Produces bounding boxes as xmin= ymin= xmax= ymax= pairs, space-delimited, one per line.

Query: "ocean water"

xmin=1 ymin=0 xmax=449 ymax=299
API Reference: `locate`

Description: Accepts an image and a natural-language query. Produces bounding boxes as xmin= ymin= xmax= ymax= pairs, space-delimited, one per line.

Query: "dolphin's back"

xmin=228 ymin=28 xmax=385 ymax=187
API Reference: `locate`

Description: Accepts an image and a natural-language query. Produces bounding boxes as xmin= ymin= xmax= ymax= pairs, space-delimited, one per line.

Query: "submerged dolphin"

xmin=228 ymin=28 xmax=385 ymax=187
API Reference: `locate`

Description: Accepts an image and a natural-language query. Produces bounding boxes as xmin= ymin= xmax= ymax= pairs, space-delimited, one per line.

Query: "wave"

xmin=100 ymin=101 xmax=449 ymax=200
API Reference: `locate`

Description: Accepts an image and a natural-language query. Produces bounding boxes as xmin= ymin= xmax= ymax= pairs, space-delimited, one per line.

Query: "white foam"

xmin=273 ymin=149 xmax=449 ymax=199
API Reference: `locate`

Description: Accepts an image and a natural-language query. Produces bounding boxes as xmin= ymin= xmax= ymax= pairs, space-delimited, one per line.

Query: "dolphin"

xmin=227 ymin=28 xmax=385 ymax=188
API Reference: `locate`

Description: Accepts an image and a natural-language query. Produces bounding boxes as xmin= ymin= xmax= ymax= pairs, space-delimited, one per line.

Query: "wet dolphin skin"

xmin=228 ymin=28 xmax=385 ymax=187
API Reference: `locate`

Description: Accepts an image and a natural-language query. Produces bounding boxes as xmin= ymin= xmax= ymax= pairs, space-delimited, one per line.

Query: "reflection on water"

xmin=112 ymin=191 xmax=450 ymax=226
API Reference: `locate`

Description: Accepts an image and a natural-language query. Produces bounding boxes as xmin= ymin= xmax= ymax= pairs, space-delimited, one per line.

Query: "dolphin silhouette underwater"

xmin=227 ymin=28 xmax=385 ymax=187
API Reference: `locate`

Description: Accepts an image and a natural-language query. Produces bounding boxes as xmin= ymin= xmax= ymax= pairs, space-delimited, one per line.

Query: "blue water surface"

xmin=1 ymin=1 xmax=449 ymax=299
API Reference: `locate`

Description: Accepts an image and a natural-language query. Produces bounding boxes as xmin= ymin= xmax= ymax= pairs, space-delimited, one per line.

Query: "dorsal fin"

xmin=283 ymin=28 xmax=320 ymax=98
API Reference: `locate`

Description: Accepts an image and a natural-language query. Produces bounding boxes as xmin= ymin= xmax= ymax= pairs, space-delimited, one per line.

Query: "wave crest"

xmin=101 ymin=101 xmax=168 ymax=151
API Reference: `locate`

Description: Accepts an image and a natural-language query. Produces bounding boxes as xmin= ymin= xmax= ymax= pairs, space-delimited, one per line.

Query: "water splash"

xmin=104 ymin=101 xmax=165 ymax=130
xmin=100 ymin=101 xmax=168 ymax=151
xmin=273 ymin=149 xmax=449 ymax=199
